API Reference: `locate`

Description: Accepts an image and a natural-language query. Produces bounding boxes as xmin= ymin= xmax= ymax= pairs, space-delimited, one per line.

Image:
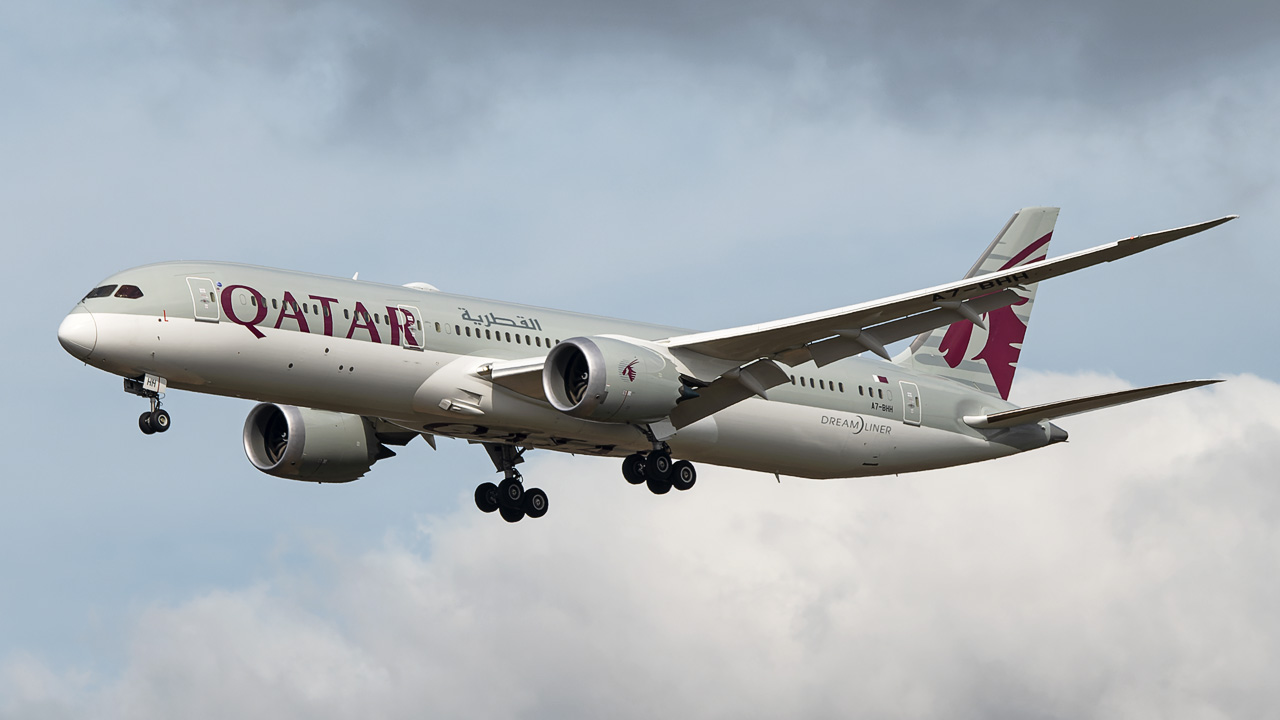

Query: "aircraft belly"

xmin=668 ymin=398 xmax=1013 ymax=479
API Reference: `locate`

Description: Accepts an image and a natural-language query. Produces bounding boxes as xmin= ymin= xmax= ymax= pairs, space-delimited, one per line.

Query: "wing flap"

xmin=963 ymin=379 xmax=1221 ymax=429
xmin=669 ymin=359 xmax=791 ymax=429
xmin=482 ymin=357 xmax=547 ymax=401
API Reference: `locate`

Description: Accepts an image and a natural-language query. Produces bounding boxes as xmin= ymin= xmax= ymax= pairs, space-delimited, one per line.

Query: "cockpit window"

xmin=84 ymin=285 xmax=117 ymax=300
xmin=114 ymin=285 xmax=144 ymax=299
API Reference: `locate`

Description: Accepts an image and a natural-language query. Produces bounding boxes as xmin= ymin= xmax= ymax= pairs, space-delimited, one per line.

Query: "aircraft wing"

xmin=484 ymin=214 xmax=1234 ymax=431
xmin=663 ymin=215 xmax=1237 ymax=367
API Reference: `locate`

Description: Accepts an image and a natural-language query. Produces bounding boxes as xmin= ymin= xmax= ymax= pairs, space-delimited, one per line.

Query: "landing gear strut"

xmin=621 ymin=447 xmax=697 ymax=495
xmin=125 ymin=376 xmax=171 ymax=435
xmin=475 ymin=443 xmax=549 ymax=522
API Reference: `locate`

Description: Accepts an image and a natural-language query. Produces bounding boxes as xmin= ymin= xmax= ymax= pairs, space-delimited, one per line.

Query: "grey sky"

xmin=3 ymin=0 xmax=1278 ymax=716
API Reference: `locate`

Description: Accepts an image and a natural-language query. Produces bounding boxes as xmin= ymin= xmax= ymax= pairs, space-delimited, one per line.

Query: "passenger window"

xmin=454 ymin=324 xmax=461 ymax=335
xmin=485 ymin=329 xmax=492 ymax=340
xmin=465 ymin=326 xmax=472 ymax=337
xmin=515 ymin=334 xmax=522 ymax=345
xmin=344 ymin=308 xmax=350 ymax=320
xmin=819 ymin=379 xmax=825 ymax=390
xmin=114 ymin=285 xmax=144 ymax=299
xmin=878 ymin=389 xmax=884 ymax=399
xmin=273 ymin=298 xmax=279 ymax=310
xmin=302 ymin=303 xmax=308 ymax=314
xmin=374 ymin=313 xmax=380 ymax=324
xmin=84 ymin=285 xmax=117 ymax=300
xmin=790 ymin=375 xmax=795 ymax=385
xmin=435 ymin=322 xmax=441 ymax=333
xmin=324 ymin=306 xmax=331 ymax=318
xmin=859 ymin=386 xmax=864 ymax=396
xmin=839 ymin=382 xmax=844 ymax=392
xmin=505 ymin=332 xmax=512 ymax=342
xmin=313 ymin=304 xmax=319 ymax=315
xmin=535 ymin=337 xmax=541 ymax=347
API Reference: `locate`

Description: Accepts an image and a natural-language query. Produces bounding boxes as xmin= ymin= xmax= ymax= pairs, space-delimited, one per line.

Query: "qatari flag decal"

xmin=872 ymin=375 xmax=888 ymax=384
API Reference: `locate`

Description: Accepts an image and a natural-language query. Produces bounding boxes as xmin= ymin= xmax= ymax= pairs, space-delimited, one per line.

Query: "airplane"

xmin=57 ymin=208 xmax=1235 ymax=522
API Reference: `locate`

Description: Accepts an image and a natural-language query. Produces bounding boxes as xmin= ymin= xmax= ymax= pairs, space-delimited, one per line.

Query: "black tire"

xmin=622 ymin=453 xmax=646 ymax=485
xmin=138 ymin=411 xmax=155 ymax=435
xmin=646 ymin=475 xmax=672 ymax=495
xmin=523 ymin=488 xmax=549 ymax=518
xmin=671 ymin=460 xmax=696 ymax=491
xmin=151 ymin=409 xmax=171 ymax=433
xmin=646 ymin=452 xmax=673 ymax=481
xmin=498 ymin=478 xmax=524 ymax=507
xmin=499 ymin=505 xmax=525 ymax=523
xmin=474 ymin=482 xmax=500 ymax=513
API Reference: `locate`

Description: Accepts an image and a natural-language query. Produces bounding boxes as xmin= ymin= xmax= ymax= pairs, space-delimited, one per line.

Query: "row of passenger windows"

xmin=440 ymin=323 xmax=560 ymax=348
xmin=84 ymin=284 xmax=144 ymax=300
xmin=789 ymin=374 xmax=888 ymax=399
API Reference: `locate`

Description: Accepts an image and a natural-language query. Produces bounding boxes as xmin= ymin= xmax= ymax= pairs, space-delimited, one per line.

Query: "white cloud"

xmin=7 ymin=372 xmax=1279 ymax=719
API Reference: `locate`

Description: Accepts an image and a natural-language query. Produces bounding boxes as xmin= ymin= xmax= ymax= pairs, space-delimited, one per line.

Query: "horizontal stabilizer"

xmin=963 ymin=379 xmax=1222 ymax=429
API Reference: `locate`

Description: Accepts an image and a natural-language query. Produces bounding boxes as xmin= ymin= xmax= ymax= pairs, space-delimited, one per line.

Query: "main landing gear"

xmin=474 ymin=443 xmax=549 ymax=523
xmin=124 ymin=376 xmax=171 ymax=435
xmin=621 ymin=447 xmax=697 ymax=495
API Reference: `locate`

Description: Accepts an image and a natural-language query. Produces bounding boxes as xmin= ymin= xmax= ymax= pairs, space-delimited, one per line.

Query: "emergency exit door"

xmin=187 ymin=277 xmax=219 ymax=322
xmin=900 ymin=381 xmax=922 ymax=426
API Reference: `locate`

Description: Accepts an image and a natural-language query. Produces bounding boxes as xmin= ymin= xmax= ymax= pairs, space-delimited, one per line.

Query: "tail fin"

xmin=895 ymin=207 xmax=1059 ymax=400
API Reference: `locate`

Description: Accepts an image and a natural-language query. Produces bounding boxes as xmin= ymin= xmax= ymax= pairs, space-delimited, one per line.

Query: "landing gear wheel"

xmin=622 ymin=453 xmax=647 ymax=485
xmin=499 ymin=506 xmax=525 ymax=523
xmin=474 ymin=482 xmax=500 ymax=513
xmin=671 ymin=460 xmax=696 ymax=491
xmin=150 ymin=408 xmax=171 ymax=433
xmin=498 ymin=478 xmax=524 ymax=507
xmin=138 ymin=411 xmax=156 ymax=435
xmin=646 ymin=475 xmax=673 ymax=495
xmin=646 ymin=451 xmax=673 ymax=481
xmin=523 ymin=488 xmax=549 ymax=518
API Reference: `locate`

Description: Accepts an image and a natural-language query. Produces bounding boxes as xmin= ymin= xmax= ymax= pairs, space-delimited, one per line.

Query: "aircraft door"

xmin=187 ymin=277 xmax=219 ymax=323
xmin=900 ymin=381 xmax=922 ymax=426
xmin=397 ymin=305 xmax=424 ymax=350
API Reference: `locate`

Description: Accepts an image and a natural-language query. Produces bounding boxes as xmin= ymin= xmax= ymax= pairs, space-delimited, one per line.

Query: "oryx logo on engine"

xmin=619 ymin=359 xmax=639 ymax=382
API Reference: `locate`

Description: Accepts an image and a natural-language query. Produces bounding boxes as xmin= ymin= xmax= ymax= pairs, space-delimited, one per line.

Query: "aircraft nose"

xmin=58 ymin=306 xmax=97 ymax=360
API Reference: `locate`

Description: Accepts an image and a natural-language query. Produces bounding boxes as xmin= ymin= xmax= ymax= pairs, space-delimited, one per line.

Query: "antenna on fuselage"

xmin=352 ymin=272 xmax=359 ymax=280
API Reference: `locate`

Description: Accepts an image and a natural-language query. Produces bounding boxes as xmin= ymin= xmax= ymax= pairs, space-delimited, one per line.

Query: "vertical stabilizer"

xmin=895 ymin=207 xmax=1059 ymax=400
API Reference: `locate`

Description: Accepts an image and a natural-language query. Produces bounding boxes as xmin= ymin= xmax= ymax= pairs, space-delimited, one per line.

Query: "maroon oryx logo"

xmin=619 ymin=359 xmax=639 ymax=381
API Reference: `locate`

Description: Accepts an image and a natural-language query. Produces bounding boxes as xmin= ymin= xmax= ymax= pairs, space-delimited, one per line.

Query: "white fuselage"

xmin=60 ymin=262 xmax=1051 ymax=479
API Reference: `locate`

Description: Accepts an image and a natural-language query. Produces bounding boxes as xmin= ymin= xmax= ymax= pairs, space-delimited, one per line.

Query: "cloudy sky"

xmin=4 ymin=0 xmax=1279 ymax=717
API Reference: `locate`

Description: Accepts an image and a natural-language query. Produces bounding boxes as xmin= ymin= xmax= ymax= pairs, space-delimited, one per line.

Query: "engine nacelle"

xmin=543 ymin=335 xmax=685 ymax=423
xmin=242 ymin=404 xmax=386 ymax=483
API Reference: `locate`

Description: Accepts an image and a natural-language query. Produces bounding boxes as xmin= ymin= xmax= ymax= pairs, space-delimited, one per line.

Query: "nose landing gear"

xmin=125 ymin=375 xmax=171 ymax=435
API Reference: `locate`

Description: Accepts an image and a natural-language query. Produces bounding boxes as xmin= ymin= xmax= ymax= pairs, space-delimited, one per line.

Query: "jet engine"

xmin=543 ymin=336 xmax=689 ymax=423
xmin=242 ymin=403 xmax=393 ymax=483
